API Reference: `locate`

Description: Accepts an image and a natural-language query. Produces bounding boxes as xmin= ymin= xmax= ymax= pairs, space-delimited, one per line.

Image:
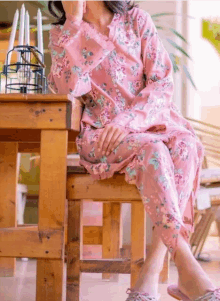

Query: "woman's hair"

xmin=48 ymin=1 xmax=139 ymax=26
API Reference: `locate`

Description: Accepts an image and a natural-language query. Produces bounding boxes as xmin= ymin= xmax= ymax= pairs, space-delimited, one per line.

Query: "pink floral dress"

xmin=47 ymin=6 xmax=205 ymax=261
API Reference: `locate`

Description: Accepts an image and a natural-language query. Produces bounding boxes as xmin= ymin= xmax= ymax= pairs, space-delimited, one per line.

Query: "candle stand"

xmin=1 ymin=45 xmax=47 ymax=94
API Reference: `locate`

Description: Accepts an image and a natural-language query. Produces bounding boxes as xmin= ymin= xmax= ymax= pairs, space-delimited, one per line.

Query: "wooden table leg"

xmin=102 ymin=202 xmax=121 ymax=282
xmin=131 ymin=202 xmax=146 ymax=287
xmin=36 ymin=130 xmax=68 ymax=301
xmin=0 ymin=142 xmax=18 ymax=277
xmin=159 ymin=250 xmax=170 ymax=283
xmin=66 ymin=199 xmax=83 ymax=301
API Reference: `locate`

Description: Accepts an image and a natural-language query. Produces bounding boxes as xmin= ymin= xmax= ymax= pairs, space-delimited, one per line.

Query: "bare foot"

xmin=177 ymin=277 xmax=194 ymax=299
xmin=132 ymin=272 xmax=160 ymax=299
xmin=177 ymin=274 xmax=216 ymax=300
xmin=174 ymin=232 xmax=216 ymax=300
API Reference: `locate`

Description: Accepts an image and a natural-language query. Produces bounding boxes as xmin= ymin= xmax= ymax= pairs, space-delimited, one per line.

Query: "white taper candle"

xmin=25 ymin=11 xmax=30 ymax=62
xmin=37 ymin=8 xmax=44 ymax=59
xmin=18 ymin=3 xmax=25 ymax=63
xmin=5 ymin=9 xmax=19 ymax=66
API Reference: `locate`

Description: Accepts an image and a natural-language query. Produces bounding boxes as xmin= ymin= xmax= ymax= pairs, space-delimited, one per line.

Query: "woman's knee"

xmin=168 ymin=133 xmax=199 ymax=162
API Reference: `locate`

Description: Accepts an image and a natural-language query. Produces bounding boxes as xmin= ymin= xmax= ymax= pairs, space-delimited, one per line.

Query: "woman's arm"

xmin=47 ymin=13 xmax=115 ymax=97
xmin=107 ymin=9 xmax=174 ymax=133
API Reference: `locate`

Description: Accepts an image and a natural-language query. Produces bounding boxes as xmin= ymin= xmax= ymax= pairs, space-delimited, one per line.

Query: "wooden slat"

xmin=200 ymin=177 xmax=220 ymax=184
xmin=67 ymin=174 xmax=141 ymax=201
xmin=191 ymin=208 xmax=216 ymax=257
xmin=80 ymin=258 xmax=133 ymax=273
xmin=36 ymin=130 xmax=68 ymax=301
xmin=83 ymin=226 xmax=102 ymax=245
xmin=67 ymin=165 xmax=88 ymax=173
xmin=196 ymin=210 xmax=216 ymax=256
xmin=0 ymin=93 xmax=70 ymax=102
xmin=66 ymin=200 xmax=83 ymax=301
xmin=130 ymin=202 xmax=146 ymax=287
xmin=0 ymin=142 xmax=18 ymax=276
xmin=38 ymin=131 xmax=68 ymax=229
xmin=102 ymin=203 xmax=121 ymax=281
xmin=36 ymin=260 xmax=64 ymax=301
xmin=194 ymin=127 xmax=220 ymax=138
xmin=186 ymin=116 xmax=220 ymax=132
xmin=191 ymin=209 xmax=213 ymax=253
xmin=0 ymin=227 xmax=63 ymax=258
xmin=5 ymin=224 xmax=102 ymax=246
xmin=0 ymin=102 xmax=70 ymax=129
xmin=0 ymin=129 xmax=79 ymax=143
xmin=210 ymin=196 xmax=220 ymax=205
xmin=17 ymin=224 xmax=37 ymax=228
xmin=0 ymin=129 xmax=41 ymax=142
xmin=102 ymin=203 xmax=112 ymax=280
xmin=18 ymin=142 xmax=78 ymax=153
xmin=190 ymin=212 xmax=205 ymax=247
xmin=18 ymin=142 xmax=41 ymax=153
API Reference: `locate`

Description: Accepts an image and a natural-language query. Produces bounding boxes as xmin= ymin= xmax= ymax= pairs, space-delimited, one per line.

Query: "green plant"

xmin=150 ymin=12 xmax=197 ymax=90
xmin=202 ymin=18 xmax=220 ymax=56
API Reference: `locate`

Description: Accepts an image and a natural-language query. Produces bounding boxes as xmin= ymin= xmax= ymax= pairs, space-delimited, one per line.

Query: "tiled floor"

xmin=0 ymin=236 xmax=219 ymax=301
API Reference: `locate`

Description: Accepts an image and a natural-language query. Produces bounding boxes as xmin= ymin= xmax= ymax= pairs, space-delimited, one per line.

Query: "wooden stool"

xmin=66 ymin=163 xmax=170 ymax=301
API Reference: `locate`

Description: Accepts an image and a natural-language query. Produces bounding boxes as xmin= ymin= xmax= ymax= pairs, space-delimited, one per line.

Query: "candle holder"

xmin=0 ymin=45 xmax=47 ymax=94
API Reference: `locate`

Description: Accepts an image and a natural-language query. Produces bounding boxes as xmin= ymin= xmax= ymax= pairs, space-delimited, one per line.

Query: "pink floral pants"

xmin=77 ymin=128 xmax=205 ymax=262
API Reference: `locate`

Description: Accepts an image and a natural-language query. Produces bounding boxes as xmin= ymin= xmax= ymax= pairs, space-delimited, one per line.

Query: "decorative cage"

xmin=0 ymin=45 xmax=47 ymax=94
xmin=0 ymin=4 xmax=48 ymax=94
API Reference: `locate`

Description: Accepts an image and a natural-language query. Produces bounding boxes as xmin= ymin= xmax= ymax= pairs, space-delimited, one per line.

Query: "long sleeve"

xmin=108 ymin=10 xmax=174 ymax=133
xmin=47 ymin=13 xmax=115 ymax=98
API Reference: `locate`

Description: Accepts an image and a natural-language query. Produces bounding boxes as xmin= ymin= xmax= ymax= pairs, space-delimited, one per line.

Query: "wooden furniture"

xmin=3 ymin=96 xmax=219 ymax=300
xmin=65 ymin=164 xmax=170 ymax=300
xmin=186 ymin=117 xmax=220 ymax=258
xmin=0 ymin=93 xmax=169 ymax=301
xmin=20 ymin=154 xmax=122 ymax=281
xmin=0 ymin=93 xmax=82 ymax=300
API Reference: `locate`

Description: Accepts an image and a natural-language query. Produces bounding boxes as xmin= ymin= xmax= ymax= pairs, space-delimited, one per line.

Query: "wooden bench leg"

xmin=131 ymin=201 xmax=170 ymax=285
xmin=159 ymin=250 xmax=170 ymax=283
xmin=36 ymin=130 xmax=67 ymax=301
xmin=0 ymin=142 xmax=18 ymax=277
xmin=102 ymin=202 xmax=122 ymax=282
xmin=194 ymin=208 xmax=215 ymax=258
xmin=66 ymin=199 xmax=83 ymax=301
xmin=130 ymin=202 xmax=146 ymax=287
xmin=191 ymin=208 xmax=213 ymax=257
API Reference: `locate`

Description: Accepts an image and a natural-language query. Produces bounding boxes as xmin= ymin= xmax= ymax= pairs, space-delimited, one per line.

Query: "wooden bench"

xmin=65 ymin=164 xmax=170 ymax=301
xmin=0 ymin=93 xmax=219 ymax=301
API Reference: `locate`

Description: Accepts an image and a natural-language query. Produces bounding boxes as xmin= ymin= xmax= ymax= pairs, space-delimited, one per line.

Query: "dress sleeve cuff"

xmin=63 ymin=13 xmax=115 ymax=51
xmin=68 ymin=72 xmax=92 ymax=98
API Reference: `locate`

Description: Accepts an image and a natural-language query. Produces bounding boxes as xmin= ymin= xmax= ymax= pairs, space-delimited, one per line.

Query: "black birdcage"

xmin=0 ymin=45 xmax=47 ymax=94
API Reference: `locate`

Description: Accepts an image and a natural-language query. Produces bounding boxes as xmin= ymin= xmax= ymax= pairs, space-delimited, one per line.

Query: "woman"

xmin=47 ymin=1 xmax=220 ymax=300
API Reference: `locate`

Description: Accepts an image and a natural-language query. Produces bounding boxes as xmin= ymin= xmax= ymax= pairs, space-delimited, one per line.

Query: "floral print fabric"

xmin=78 ymin=126 xmax=204 ymax=261
xmin=47 ymin=7 xmax=205 ymax=261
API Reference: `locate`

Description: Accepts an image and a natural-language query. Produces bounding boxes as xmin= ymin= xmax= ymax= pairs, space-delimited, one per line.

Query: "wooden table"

xmin=0 ymin=93 xmax=82 ymax=301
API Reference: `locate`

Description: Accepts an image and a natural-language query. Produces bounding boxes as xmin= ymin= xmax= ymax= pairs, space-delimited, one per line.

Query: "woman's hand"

xmin=62 ymin=0 xmax=86 ymax=21
xmin=97 ymin=124 xmax=129 ymax=156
